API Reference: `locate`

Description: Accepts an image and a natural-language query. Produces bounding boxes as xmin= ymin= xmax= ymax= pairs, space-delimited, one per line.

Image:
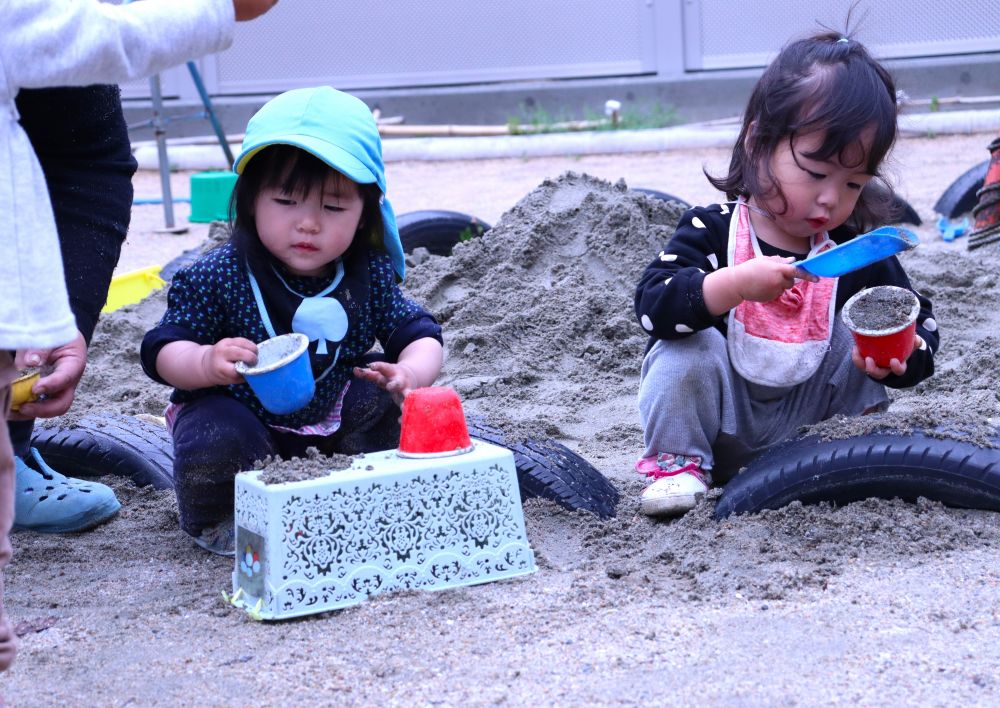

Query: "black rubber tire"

xmin=933 ymin=159 xmax=989 ymax=218
xmin=467 ymin=419 xmax=619 ymax=519
xmin=889 ymin=194 xmax=922 ymax=226
xmin=160 ymin=246 xmax=203 ymax=282
xmin=30 ymin=414 xmax=174 ymax=490
xmin=713 ymin=430 xmax=1000 ymax=519
xmin=860 ymin=182 xmax=922 ymax=226
xmin=397 ymin=210 xmax=491 ymax=256
xmin=631 ymin=188 xmax=691 ymax=209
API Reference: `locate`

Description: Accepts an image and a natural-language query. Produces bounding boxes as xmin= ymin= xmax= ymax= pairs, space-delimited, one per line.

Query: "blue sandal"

xmin=13 ymin=448 xmax=121 ymax=534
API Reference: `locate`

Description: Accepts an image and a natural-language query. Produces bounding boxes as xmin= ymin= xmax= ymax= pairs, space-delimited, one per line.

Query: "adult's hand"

xmin=233 ymin=0 xmax=278 ymax=21
xmin=10 ymin=330 xmax=87 ymax=420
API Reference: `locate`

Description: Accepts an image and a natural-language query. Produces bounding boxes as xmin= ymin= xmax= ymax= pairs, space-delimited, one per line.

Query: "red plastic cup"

xmin=841 ymin=286 xmax=920 ymax=368
xmin=397 ymin=386 xmax=474 ymax=457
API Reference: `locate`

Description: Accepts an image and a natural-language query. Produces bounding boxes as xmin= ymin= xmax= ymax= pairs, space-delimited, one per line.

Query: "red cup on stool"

xmin=397 ymin=386 xmax=474 ymax=457
xmin=841 ymin=285 xmax=920 ymax=368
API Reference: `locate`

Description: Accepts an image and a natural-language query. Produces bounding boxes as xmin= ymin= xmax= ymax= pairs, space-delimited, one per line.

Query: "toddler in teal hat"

xmin=141 ymin=87 xmax=444 ymax=556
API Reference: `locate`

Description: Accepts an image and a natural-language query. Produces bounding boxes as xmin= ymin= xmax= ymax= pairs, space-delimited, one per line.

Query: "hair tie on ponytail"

xmin=836 ymin=37 xmax=849 ymax=44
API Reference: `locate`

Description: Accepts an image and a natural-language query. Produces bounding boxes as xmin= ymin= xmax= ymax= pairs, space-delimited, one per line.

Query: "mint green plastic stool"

xmin=189 ymin=171 xmax=238 ymax=223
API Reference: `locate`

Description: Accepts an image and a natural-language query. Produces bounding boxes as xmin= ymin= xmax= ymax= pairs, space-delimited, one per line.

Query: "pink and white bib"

xmin=726 ymin=200 xmax=838 ymax=387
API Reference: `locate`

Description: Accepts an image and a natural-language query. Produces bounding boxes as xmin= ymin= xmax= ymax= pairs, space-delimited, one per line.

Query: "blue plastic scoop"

xmin=794 ymin=226 xmax=919 ymax=278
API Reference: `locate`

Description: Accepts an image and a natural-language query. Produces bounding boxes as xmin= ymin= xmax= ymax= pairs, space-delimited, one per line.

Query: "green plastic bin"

xmin=189 ymin=171 xmax=238 ymax=223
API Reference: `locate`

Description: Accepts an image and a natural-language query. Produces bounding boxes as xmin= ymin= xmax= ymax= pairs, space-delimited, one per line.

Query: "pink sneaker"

xmin=636 ymin=453 xmax=710 ymax=517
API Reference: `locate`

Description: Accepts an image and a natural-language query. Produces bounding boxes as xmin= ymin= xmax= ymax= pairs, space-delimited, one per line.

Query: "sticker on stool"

xmin=235 ymin=528 xmax=266 ymax=599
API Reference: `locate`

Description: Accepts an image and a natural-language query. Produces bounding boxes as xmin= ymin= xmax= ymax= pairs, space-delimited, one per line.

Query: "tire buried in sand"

xmin=714 ymin=429 xmax=1000 ymax=519
xmin=397 ymin=210 xmax=491 ymax=256
xmin=934 ymin=159 xmax=989 ymax=219
xmin=31 ymin=414 xmax=174 ymax=490
xmin=468 ymin=418 xmax=619 ymax=519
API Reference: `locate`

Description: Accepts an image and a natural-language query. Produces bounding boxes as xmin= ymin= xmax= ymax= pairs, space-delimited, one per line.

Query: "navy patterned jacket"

xmin=141 ymin=241 xmax=442 ymax=428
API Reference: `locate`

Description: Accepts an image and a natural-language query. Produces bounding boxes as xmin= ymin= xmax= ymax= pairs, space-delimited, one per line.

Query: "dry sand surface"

xmin=6 ymin=130 xmax=1000 ymax=705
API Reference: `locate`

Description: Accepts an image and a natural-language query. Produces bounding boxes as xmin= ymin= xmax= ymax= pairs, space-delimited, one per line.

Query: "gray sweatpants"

xmin=638 ymin=320 xmax=887 ymax=476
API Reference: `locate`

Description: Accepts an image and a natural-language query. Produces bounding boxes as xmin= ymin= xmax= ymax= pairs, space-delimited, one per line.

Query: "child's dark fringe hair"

xmin=707 ymin=29 xmax=900 ymax=233
xmin=228 ymin=144 xmax=384 ymax=260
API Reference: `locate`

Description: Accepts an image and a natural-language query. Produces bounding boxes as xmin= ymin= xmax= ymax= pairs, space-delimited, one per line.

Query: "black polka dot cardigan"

xmin=634 ymin=203 xmax=937 ymax=389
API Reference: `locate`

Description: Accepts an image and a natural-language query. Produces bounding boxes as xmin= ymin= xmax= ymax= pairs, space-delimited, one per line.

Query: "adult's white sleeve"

xmin=2 ymin=0 xmax=236 ymax=90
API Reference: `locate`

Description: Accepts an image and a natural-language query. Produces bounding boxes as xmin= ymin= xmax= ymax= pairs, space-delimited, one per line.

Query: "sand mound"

xmin=404 ymin=172 xmax=685 ymax=448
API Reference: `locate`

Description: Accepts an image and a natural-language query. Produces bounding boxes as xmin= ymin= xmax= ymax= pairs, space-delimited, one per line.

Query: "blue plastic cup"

xmin=235 ymin=333 xmax=315 ymax=415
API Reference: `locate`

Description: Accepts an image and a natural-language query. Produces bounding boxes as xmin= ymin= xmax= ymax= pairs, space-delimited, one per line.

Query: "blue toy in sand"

xmin=937 ymin=215 xmax=970 ymax=243
xmin=794 ymin=226 xmax=919 ymax=278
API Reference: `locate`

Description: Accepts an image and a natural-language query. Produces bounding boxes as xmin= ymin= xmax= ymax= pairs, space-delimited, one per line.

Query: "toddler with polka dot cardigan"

xmin=141 ymin=87 xmax=443 ymax=555
xmin=633 ymin=30 xmax=938 ymax=517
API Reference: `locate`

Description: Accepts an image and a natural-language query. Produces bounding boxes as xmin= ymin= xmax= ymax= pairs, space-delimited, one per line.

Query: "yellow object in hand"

xmin=10 ymin=370 xmax=41 ymax=412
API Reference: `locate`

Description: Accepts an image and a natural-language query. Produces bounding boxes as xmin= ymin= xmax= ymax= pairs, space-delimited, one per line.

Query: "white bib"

xmin=726 ymin=200 xmax=838 ymax=387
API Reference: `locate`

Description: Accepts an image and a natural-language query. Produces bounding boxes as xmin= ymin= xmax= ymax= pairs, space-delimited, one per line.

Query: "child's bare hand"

xmin=233 ymin=0 xmax=278 ymax=21
xmin=203 ymin=338 xmax=258 ymax=386
xmin=730 ymin=257 xmax=816 ymax=302
xmin=353 ymin=361 xmax=417 ymax=406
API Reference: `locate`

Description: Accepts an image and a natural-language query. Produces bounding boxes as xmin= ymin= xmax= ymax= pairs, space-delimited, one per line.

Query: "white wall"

xmin=121 ymin=0 xmax=1000 ymax=101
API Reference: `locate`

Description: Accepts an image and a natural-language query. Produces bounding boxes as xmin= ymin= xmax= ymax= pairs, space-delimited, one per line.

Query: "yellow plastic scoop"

xmin=102 ymin=266 xmax=167 ymax=313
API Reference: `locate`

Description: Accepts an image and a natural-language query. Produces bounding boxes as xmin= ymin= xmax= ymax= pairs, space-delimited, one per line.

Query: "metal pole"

xmin=148 ymin=73 xmax=177 ymax=229
xmin=186 ymin=61 xmax=235 ymax=167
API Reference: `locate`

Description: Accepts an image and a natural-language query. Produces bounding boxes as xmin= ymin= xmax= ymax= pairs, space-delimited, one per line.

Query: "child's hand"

xmin=233 ymin=0 xmax=278 ymax=21
xmin=204 ymin=337 xmax=258 ymax=386
xmin=353 ymin=361 xmax=418 ymax=407
xmin=704 ymin=256 xmax=819 ymax=315
xmin=850 ymin=335 xmax=922 ymax=379
xmin=730 ymin=256 xmax=817 ymax=303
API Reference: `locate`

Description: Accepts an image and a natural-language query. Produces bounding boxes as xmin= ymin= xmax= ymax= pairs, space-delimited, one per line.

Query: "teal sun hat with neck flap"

xmin=233 ymin=86 xmax=406 ymax=279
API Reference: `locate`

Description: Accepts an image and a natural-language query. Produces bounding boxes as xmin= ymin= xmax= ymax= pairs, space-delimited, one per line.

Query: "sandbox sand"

xmin=5 ymin=133 xmax=1000 ymax=705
